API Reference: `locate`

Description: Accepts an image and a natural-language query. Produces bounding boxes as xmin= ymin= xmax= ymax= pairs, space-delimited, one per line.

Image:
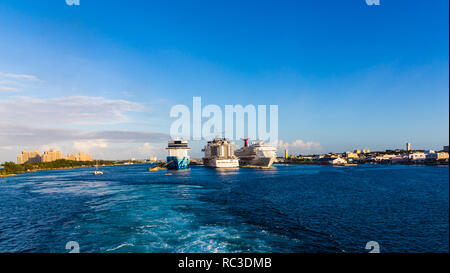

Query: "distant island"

xmin=0 ymin=159 xmax=115 ymax=177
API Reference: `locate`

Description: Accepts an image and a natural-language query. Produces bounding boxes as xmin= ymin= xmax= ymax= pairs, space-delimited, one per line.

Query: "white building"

xmin=330 ymin=158 xmax=347 ymax=165
xmin=345 ymin=152 xmax=359 ymax=159
xmin=408 ymin=152 xmax=426 ymax=161
xmin=317 ymin=157 xmax=347 ymax=165
xmin=426 ymin=152 xmax=449 ymax=160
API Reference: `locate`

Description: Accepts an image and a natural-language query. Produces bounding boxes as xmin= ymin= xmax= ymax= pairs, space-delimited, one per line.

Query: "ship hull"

xmin=166 ymin=156 xmax=190 ymax=170
xmin=238 ymin=156 xmax=275 ymax=167
xmin=203 ymin=158 xmax=239 ymax=168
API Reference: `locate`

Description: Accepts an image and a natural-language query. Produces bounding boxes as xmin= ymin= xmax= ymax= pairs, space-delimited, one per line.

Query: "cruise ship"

xmin=166 ymin=139 xmax=190 ymax=170
xmin=234 ymin=139 xmax=277 ymax=167
xmin=202 ymin=137 xmax=239 ymax=168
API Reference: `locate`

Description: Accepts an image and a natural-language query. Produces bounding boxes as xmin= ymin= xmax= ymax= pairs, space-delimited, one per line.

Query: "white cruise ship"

xmin=202 ymin=137 xmax=239 ymax=168
xmin=234 ymin=139 xmax=277 ymax=167
xmin=166 ymin=139 xmax=190 ymax=170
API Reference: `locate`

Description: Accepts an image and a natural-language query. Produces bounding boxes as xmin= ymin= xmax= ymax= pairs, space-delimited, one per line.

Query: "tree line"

xmin=1 ymin=160 xmax=115 ymax=176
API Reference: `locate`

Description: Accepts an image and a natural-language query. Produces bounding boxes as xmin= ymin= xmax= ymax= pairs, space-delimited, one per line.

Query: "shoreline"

xmin=0 ymin=162 xmax=154 ymax=177
xmin=1 ymin=165 xmax=97 ymax=177
xmin=275 ymin=161 xmax=449 ymax=167
xmin=2 ymin=161 xmax=448 ymax=178
xmin=0 ymin=174 xmax=17 ymax=178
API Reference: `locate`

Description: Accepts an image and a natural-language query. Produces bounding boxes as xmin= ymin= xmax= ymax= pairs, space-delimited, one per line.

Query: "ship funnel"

xmin=241 ymin=138 xmax=249 ymax=147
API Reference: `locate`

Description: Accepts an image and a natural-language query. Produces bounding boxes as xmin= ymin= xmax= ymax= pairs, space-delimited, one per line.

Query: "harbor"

xmin=1 ymin=140 xmax=448 ymax=253
xmin=3 ymin=141 xmax=448 ymax=177
xmin=0 ymin=0 xmax=448 ymax=259
xmin=148 ymin=137 xmax=279 ymax=172
xmin=146 ymin=139 xmax=449 ymax=173
xmin=0 ymin=162 xmax=448 ymax=253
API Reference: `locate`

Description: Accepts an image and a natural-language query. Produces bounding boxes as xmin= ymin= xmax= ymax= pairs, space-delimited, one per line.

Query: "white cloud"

xmin=0 ymin=86 xmax=20 ymax=93
xmin=0 ymin=96 xmax=145 ymax=125
xmin=0 ymin=123 xmax=168 ymax=147
xmin=0 ymin=123 xmax=169 ymax=161
xmin=0 ymin=80 xmax=16 ymax=85
xmin=73 ymin=139 xmax=109 ymax=152
xmin=0 ymin=73 xmax=40 ymax=81
xmin=140 ymin=142 xmax=154 ymax=152
xmin=0 ymin=74 xmax=169 ymax=161
xmin=79 ymin=142 xmax=166 ymax=161
xmin=278 ymin=139 xmax=323 ymax=155
xmin=0 ymin=72 xmax=41 ymax=94
xmin=137 ymin=142 xmax=167 ymax=158
xmin=38 ymin=144 xmax=64 ymax=153
xmin=134 ymin=142 xmax=159 ymax=158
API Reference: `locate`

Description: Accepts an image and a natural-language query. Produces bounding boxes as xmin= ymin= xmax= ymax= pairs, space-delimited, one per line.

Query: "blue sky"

xmin=0 ymin=0 xmax=448 ymax=160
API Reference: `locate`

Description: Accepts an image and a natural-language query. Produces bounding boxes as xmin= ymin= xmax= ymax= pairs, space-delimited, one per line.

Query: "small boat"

xmin=93 ymin=161 xmax=103 ymax=175
xmin=93 ymin=170 xmax=104 ymax=175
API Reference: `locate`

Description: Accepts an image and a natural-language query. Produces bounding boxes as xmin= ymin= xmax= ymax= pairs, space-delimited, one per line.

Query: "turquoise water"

xmin=0 ymin=164 xmax=448 ymax=253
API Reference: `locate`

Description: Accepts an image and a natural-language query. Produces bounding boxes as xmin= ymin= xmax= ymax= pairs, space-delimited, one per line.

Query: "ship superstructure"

xmin=202 ymin=137 xmax=239 ymax=168
xmin=166 ymin=139 xmax=190 ymax=170
xmin=234 ymin=139 xmax=277 ymax=167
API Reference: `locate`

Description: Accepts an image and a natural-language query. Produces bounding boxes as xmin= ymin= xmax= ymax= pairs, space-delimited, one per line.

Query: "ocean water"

xmin=0 ymin=164 xmax=448 ymax=253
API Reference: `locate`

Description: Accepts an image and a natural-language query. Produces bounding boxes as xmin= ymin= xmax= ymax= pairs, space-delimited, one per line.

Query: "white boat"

xmin=93 ymin=162 xmax=103 ymax=175
xmin=202 ymin=137 xmax=239 ymax=168
xmin=234 ymin=139 xmax=277 ymax=167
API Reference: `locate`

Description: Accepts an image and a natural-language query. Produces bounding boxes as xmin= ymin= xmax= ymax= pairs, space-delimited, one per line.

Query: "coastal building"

xmin=406 ymin=142 xmax=411 ymax=151
xmin=78 ymin=152 xmax=92 ymax=161
xmin=332 ymin=158 xmax=347 ymax=165
xmin=315 ymin=155 xmax=325 ymax=160
xmin=65 ymin=154 xmax=78 ymax=161
xmin=376 ymin=155 xmax=391 ymax=161
xmin=17 ymin=149 xmax=92 ymax=164
xmin=17 ymin=150 xmax=42 ymax=164
xmin=362 ymin=149 xmax=370 ymax=154
xmin=42 ymin=150 xmax=63 ymax=162
xmin=426 ymin=152 xmax=449 ymax=160
xmin=366 ymin=154 xmax=405 ymax=163
xmin=390 ymin=156 xmax=407 ymax=164
xmin=407 ymin=152 xmax=426 ymax=161
xmin=64 ymin=152 xmax=93 ymax=162
xmin=285 ymin=149 xmax=289 ymax=159
xmin=149 ymin=157 xmax=158 ymax=162
xmin=354 ymin=149 xmax=361 ymax=154
xmin=316 ymin=157 xmax=347 ymax=165
xmin=381 ymin=154 xmax=402 ymax=162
